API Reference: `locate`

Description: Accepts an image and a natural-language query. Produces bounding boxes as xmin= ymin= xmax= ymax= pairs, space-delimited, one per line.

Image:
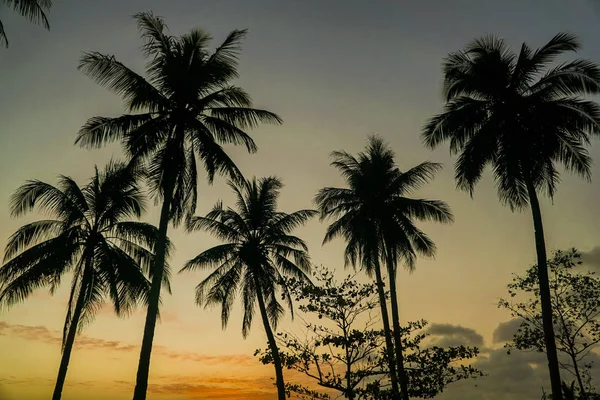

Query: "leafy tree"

xmin=499 ymin=249 xmax=600 ymax=398
xmin=256 ymin=267 xmax=483 ymax=400
xmin=1 ymin=0 xmax=52 ymax=47
xmin=181 ymin=177 xmax=315 ymax=400
xmin=75 ymin=12 xmax=282 ymax=399
xmin=422 ymin=33 xmax=600 ymax=400
xmin=0 ymin=161 xmax=169 ymax=400
xmin=541 ymin=381 xmax=600 ymax=400
xmin=315 ymin=135 xmax=453 ymax=400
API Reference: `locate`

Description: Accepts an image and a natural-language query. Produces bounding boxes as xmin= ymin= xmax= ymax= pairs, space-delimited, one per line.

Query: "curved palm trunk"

xmin=525 ymin=177 xmax=563 ymax=400
xmin=386 ymin=251 xmax=410 ymax=400
xmin=52 ymin=257 xmax=93 ymax=400
xmin=373 ymin=260 xmax=401 ymax=399
xmin=254 ymin=277 xmax=286 ymax=400
xmin=132 ymin=179 xmax=174 ymax=400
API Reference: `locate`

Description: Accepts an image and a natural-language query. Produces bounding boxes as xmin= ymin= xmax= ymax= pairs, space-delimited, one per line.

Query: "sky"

xmin=1 ymin=0 xmax=600 ymax=399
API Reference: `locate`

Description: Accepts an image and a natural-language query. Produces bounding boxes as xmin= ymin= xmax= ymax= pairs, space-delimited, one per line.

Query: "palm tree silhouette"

xmin=315 ymin=136 xmax=452 ymax=400
xmin=181 ymin=177 xmax=315 ymax=400
xmin=422 ymin=33 xmax=600 ymax=400
xmin=74 ymin=12 xmax=282 ymax=399
xmin=1 ymin=0 xmax=52 ymax=47
xmin=0 ymin=161 xmax=169 ymax=400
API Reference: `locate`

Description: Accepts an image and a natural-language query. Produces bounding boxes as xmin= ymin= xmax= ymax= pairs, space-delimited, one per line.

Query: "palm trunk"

xmin=373 ymin=260 xmax=401 ymax=399
xmin=386 ymin=251 xmax=410 ymax=400
xmin=525 ymin=177 xmax=563 ymax=400
xmin=132 ymin=178 xmax=174 ymax=400
xmin=254 ymin=277 xmax=286 ymax=400
xmin=52 ymin=257 xmax=92 ymax=400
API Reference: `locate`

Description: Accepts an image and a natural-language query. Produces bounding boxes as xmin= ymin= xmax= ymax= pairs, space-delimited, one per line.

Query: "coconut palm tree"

xmin=422 ymin=33 xmax=600 ymax=400
xmin=74 ymin=12 xmax=282 ymax=399
xmin=315 ymin=136 xmax=453 ymax=400
xmin=1 ymin=0 xmax=52 ymax=47
xmin=181 ymin=177 xmax=315 ymax=400
xmin=0 ymin=160 xmax=170 ymax=400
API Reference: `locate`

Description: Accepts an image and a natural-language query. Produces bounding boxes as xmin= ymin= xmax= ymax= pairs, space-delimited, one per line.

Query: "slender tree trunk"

xmin=52 ymin=258 xmax=92 ymax=400
xmin=386 ymin=251 xmax=410 ymax=400
xmin=343 ymin=324 xmax=354 ymax=400
xmin=254 ymin=278 xmax=286 ymax=400
xmin=132 ymin=178 xmax=174 ymax=400
xmin=525 ymin=177 xmax=563 ymax=400
xmin=346 ymin=361 xmax=353 ymax=400
xmin=571 ymin=353 xmax=587 ymax=400
xmin=373 ymin=260 xmax=401 ymax=399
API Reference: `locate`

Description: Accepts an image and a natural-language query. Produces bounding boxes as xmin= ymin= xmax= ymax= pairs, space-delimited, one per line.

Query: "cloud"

xmin=492 ymin=318 xmax=524 ymax=344
xmin=581 ymin=247 xmax=600 ymax=270
xmin=437 ymin=346 xmax=600 ymax=400
xmin=425 ymin=323 xmax=485 ymax=348
xmin=0 ymin=321 xmax=255 ymax=366
xmin=113 ymin=375 xmax=278 ymax=399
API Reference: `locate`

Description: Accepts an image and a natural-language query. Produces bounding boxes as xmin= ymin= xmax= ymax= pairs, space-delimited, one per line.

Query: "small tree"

xmin=499 ymin=249 xmax=600 ymax=399
xmin=255 ymin=267 xmax=483 ymax=399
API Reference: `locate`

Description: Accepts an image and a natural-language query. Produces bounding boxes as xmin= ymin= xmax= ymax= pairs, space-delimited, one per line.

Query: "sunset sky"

xmin=2 ymin=0 xmax=600 ymax=399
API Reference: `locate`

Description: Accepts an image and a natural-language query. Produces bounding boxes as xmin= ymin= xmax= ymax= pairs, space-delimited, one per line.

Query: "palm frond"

xmin=266 ymin=210 xmax=317 ymax=237
xmin=75 ymin=113 xmax=157 ymax=149
xmin=133 ymin=11 xmax=173 ymax=60
xmin=208 ymin=107 xmax=282 ymax=131
xmin=78 ymin=53 xmax=168 ymax=113
xmin=392 ymin=162 xmax=443 ymax=194
xmin=200 ymin=115 xmax=258 ymax=153
xmin=392 ymin=198 xmax=454 ymax=224
xmin=206 ymin=29 xmax=247 ymax=78
xmin=181 ymin=243 xmax=238 ymax=272
xmin=0 ymin=236 xmax=79 ymax=308
xmin=185 ymin=215 xmax=240 ymax=241
xmin=191 ymin=130 xmax=245 ymax=184
xmin=3 ymin=220 xmax=64 ymax=262
xmin=0 ymin=19 xmax=7 ymax=48
xmin=3 ymin=0 xmax=51 ymax=48
xmin=10 ymin=180 xmax=82 ymax=220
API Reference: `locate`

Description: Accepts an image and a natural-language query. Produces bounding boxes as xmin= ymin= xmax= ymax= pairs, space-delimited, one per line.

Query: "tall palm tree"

xmin=315 ymin=136 xmax=453 ymax=400
xmin=422 ymin=33 xmax=600 ymax=400
xmin=181 ymin=177 xmax=315 ymax=400
xmin=1 ymin=0 xmax=52 ymax=47
xmin=74 ymin=12 xmax=282 ymax=399
xmin=0 ymin=161 xmax=170 ymax=400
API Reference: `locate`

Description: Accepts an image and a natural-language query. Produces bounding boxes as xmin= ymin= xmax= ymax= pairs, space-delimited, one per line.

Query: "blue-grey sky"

xmin=1 ymin=1 xmax=600 ymax=399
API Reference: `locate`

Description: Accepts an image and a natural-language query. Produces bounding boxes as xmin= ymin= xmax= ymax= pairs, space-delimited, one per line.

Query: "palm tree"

xmin=181 ymin=177 xmax=315 ymax=400
xmin=422 ymin=33 xmax=600 ymax=400
xmin=315 ymin=136 xmax=453 ymax=400
xmin=1 ymin=0 xmax=52 ymax=47
xmin=0 ymin=160 xmax=169 ymax=400
xmin=74 ymin=12 xmax=282 ymax=399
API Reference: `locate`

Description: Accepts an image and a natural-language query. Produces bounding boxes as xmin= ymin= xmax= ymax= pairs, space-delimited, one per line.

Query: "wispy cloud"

xmin=112 ymin=375 xmax=278 ymax=399
xmin=425 ymin=323 xmax=485 ymax=348
xmin=0 ymin=321 xmax=255 ymax=365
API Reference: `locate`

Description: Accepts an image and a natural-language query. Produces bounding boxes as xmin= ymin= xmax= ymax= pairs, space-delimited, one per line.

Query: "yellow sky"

xmin=2 ymin=1 xmax=600 ymax=399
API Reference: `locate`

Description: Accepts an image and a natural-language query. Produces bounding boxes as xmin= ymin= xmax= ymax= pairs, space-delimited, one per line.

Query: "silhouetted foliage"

xmin=255 ymin=267 xmax=483 ymax=399
xmin=422 ymin=32 xmax=600 ymax=400
xmin=499 ymin=249 xmax=600 ymax=398
xmin=75 ymin=12 xmax=282 ymax=400
xmin=541 ymin=380 xmax=600 ymax=400
xmin=0 ymin=161 xmax=169 ymax=400
xmin=315 ymin=135 xmax=453 ymax=400
xmin=0 ymin=0 xmax=52 ymax=47
xmin=182 ymin=176 xmax=315 ymax=400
